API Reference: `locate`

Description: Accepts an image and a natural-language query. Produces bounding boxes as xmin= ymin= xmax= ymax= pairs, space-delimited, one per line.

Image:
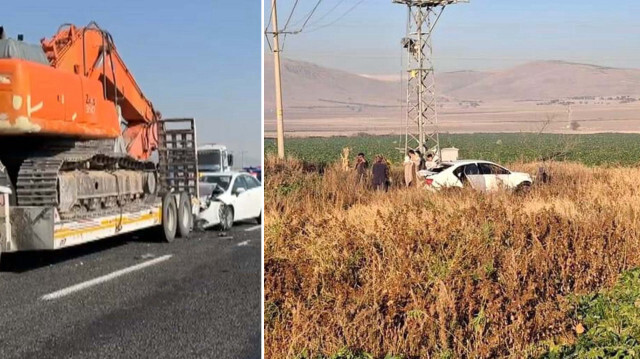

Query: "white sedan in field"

xmin=196 ymin=172 xmax=263 ymax=230
xmin=418 ymin=160 xmax=533 ymax=192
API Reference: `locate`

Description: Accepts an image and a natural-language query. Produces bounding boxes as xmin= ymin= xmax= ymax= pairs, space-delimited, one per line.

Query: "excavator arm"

xmin=40 ymin=22 xmax=158 ymax=159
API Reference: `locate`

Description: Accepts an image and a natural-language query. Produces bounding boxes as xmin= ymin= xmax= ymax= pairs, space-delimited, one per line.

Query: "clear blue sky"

xmin=6 ymin=0 xmax=262 ymax=166
xmin=265 ymin=0 xmax=640 ymax=74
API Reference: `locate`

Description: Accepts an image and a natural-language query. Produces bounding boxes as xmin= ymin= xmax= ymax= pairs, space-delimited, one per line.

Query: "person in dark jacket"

xmin=371 ymin=155 xmax=390 ymax=192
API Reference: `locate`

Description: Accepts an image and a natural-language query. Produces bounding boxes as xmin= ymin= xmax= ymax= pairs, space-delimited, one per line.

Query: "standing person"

xmin=372 ymin=155 xmax=390 ymax=192
xmin=425 ymin=153 xmax=437 ymax=170
xmin=415 ymin=150 xmax=426 ymax=170
xmin=411 ymin=151 xmax=422 ymax=187
xmin=404 ymin=150 xmax=417 ymax=187
xmin=384 ymin=156 xmax=393 ymax=189
xmin=354 ymin=152 xmax=369 ymax=184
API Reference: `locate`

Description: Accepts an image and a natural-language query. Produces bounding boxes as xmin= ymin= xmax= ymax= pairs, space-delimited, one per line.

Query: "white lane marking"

xmin=244 ymin=225 xmax=261 ymax=232
xmin=41 ymin=255 xmax=173 ymax=301
xmin=237 ymin=240 xmax=251 ymax=247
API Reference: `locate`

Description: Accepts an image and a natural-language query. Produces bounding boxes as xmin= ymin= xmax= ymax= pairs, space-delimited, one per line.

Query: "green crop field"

xmin=265 ymin=133 xmax=640 ymax=166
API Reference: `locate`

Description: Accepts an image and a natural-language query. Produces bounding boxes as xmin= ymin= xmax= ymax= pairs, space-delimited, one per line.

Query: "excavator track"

xmin=15 ymin=139 xmax=114 ymax=208
xmin=16 ymin=159 xmax=63 ymax=207
xmin=14 ymin=140 xmax=156 ymax=215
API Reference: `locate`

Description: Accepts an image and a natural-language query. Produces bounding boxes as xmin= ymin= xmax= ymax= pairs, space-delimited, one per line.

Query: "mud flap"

xmin=9 ymin=207 xmax=54 ymax=251
xmin=0 ymin=191 xmax=10 ymax=254
xmin=0 ymin=160 xmax=14 ymax=204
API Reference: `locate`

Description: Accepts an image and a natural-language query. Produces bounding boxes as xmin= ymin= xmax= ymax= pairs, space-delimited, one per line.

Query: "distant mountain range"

xmin=264 ymin=57 xmax=640 ymax=111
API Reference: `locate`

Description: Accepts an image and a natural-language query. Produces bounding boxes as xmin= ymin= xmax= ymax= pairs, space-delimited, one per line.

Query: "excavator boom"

xmin=42 ymin=23 xmax=157 ymax=123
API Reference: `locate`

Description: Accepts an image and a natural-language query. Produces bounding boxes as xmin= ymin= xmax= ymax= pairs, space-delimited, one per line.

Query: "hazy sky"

xmin=6 ymin=0 xmax=261 ymax=166
xmin=265 ymin=0 xmax=640 ymax=74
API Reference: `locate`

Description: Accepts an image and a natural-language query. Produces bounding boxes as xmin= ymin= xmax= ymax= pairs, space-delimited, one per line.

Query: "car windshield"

xmin=198 ymin=150 xmax=221 ymax=171
xmin=203 ymin=175 xmax=232 ymax=191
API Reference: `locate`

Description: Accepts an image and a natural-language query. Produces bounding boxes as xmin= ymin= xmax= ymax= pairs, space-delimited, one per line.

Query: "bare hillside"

xmin=265 ymin=58 xmax=640 ymax=110
xmin=449 ymin=61 xmax=640 ymax=101
xmin=264 ymin=57 xmax=399 ymax=111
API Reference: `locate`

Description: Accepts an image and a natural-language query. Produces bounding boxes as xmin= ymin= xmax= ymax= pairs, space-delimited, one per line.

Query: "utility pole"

xmin=270 ymin=0 xmax=285 ymax=159
xmin=394 ymin=0 xmax=467 ymax=161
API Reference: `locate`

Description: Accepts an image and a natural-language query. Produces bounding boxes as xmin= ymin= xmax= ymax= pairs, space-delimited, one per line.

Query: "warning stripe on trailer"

xmin=65 ymin=220 xmax=101 ymax=230
xmin=54 ymin=210 xmax=161 ymax=240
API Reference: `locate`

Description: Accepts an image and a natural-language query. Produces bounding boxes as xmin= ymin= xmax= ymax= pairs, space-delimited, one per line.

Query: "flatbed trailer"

xmin=0 ymin=118 xmax=199 ymax=262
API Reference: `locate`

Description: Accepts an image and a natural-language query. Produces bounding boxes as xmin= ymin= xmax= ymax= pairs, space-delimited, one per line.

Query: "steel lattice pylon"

xmin=394 ymin=0 xmax=467 ymax=161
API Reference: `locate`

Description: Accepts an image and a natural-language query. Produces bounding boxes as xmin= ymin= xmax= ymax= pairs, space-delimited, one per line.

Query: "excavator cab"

xmin=0 ymin=28 xmax=49 ymax=65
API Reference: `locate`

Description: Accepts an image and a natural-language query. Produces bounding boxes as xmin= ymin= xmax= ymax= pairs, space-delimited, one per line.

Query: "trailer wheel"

xmin=160 ymin=193 xmax=178 ymax=242
xmin=176 ymin=192 xmax=192 ymax=238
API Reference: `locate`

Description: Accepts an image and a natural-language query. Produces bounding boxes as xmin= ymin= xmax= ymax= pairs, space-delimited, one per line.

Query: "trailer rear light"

xmin=425 ymin=178 xmax=434 ymax=186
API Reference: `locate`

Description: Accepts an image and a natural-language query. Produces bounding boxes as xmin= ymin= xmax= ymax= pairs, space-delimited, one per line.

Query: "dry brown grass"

xmin=264 ymin=156 xmax=640 ymax=358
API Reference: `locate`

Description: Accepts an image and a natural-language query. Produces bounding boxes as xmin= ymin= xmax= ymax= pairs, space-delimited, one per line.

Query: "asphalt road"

xmin=0 ymin=222 xmax=262 ymax=359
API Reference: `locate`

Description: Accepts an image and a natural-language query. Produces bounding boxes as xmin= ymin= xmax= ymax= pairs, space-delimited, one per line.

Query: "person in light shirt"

xmin=425 ymin=153 xmax=437 ymax=170
xmin=404 ymin=150 xmax=417 ymax=187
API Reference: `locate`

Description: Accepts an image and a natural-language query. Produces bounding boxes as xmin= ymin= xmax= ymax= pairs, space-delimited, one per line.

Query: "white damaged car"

xmin=418 ymin=160 xmax=533 ymax=192
xmin=196 ymin=172 xmax=263 ymax=230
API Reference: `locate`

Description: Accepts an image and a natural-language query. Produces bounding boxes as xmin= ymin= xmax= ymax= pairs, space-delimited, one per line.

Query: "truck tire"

xmin=176 ymin=192 xmax=192 ymax=238
xmin=160 ymin=192 xmax=178 ymax=242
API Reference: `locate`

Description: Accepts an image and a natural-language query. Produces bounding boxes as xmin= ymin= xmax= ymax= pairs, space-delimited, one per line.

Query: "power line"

xmin=265 ymin=4 xmax=274 ymax=32
xmin=277 ymin=0 xmax=366 ymax=36
xmin=303 ymin=0 xmax=365 ymax=34
xmin=299 ymin=0 xmax=324 ymax=32
xmin=268 ymin=0 xmax=323 ymax=51
xmin=281 ymin=0 xmax=324 ymax=34
xmin=282 ymin=0 xmax=300 ymax=32
xmin=280 ymin=0 xmax=303 ymax=50
xmin=306 ymin=0 xmax=347 ymax=27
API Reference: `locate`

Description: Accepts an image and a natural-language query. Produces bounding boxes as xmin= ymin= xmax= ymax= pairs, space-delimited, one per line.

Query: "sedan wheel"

xmin=516 ymin=182 xmax=532 ymax=194
xmin=218 ymin=205 xmax=234 ymax=231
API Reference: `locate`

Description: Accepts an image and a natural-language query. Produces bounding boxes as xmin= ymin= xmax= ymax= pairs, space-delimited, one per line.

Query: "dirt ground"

xmin=264 ymin=100 xmax=640 ymax=137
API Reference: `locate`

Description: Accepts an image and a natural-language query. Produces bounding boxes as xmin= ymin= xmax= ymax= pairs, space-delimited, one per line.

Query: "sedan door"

xmin=456 ymin=163 xmax=487 ymax=191
xmin=477 ymin=163 xmax=498 ymax=191
xmin=478 ymin=163 xmax=511 ymax=190
xmin=241 ymin=175 xmax=262 ymax=218
xmin=230 ymin=175 xmax=251 ymax=220
xmin=239 ymin=174 xmax=256 ymax=218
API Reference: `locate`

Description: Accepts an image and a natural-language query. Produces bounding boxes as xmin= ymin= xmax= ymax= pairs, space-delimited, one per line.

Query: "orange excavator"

xmin=0 ymin=22 xmax=188 ymax=217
